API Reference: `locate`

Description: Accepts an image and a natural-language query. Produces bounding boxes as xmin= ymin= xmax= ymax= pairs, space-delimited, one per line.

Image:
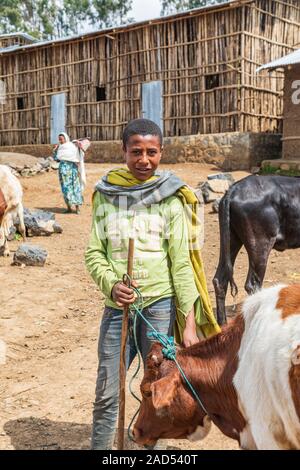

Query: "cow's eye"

xmin=141 ymin=387 xmax=152 ymax=398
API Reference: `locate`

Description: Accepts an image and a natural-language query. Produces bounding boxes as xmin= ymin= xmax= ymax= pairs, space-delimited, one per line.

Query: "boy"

xmin=85 ymin=118 xmax=219 ymax=450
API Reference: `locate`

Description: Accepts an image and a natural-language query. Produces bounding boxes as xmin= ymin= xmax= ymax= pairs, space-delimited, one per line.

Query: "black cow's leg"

xmin=244 ymin=238 xmax=276 ymax=295
xmin=213 ymin=266 xmax=228 ymax=325
xmin=213 ymin=232 xmax=242 ymax=325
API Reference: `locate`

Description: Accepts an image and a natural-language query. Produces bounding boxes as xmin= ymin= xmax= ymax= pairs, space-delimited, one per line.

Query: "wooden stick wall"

xmin=0 ymin=0 xmax=299 ymax=145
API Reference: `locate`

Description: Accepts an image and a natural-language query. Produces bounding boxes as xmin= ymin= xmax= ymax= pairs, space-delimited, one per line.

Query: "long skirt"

xmin=58 ymin=161 xmax=83 ymax=206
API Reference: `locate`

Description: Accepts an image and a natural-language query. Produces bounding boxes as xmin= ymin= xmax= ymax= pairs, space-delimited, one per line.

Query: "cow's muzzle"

xmin=132 ymin=426 xmax=158 ymax=447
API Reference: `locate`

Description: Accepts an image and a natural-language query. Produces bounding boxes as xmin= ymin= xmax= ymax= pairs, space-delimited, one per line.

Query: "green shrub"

xmin=259 ymin=164 xmax=300 ymax=177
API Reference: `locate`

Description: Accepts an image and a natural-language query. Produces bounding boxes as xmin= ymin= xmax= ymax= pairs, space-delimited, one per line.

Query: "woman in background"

xmin=53 ymin=132 xmax=86 ymax=214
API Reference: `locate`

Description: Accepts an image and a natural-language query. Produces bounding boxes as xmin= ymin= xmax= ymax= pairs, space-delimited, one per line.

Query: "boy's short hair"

xmin=122 ymin=119 xmax=163 ymax=148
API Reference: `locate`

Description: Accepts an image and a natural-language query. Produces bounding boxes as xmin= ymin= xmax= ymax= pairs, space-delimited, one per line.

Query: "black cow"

xmin=213 ymin=175 xmax=300 ymax=325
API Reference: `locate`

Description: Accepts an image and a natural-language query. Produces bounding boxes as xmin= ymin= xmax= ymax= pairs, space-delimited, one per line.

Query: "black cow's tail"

xmin=219 ymin=187 xmax=238 ymax=299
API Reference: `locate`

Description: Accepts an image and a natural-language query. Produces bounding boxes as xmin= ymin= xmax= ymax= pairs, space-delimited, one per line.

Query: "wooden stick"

xmin=106 ymin=58 xmax=247 ymax=86
xmin=4 ymin=82 xmax=93 ymax=97
xmin=117 ymin=237 xmax=135 ymax=450
xmin=98 ymin=31 xmax=243 ymax=61
xmin=162 ymin=84 xmax=283 ymax=98
xmin=66 ymin=122 xmax=126 ymax=127
xmin=273 ymin=0 xmax=300 ymax=12
xmin=281 ymin=136 xmax=300 ymax=141
xmin=0 ymin=127 xmax=42 ymax=132
xmin=40 ymin=89 xmax=69 ymax=96
xmin=0 ymin=57 xmax=95 ymax=79
xmin=0 ymin=105 xmax=50 ymax=115
xmin=244 ymin=30 xmax=293 ymax=48
xmin=251 ymin=4 xmax=300 ymax=28
xmin=66 ymin=98 xmax=139 ymax=106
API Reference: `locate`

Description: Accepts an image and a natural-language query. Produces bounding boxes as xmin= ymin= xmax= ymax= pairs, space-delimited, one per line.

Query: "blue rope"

xmin=124 ymin=275 xmax=209 ymax=442
xmin=146 ymin=331 xmax=209 ymax=415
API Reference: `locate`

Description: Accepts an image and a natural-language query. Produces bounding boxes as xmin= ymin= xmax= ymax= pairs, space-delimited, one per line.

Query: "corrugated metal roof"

xmin=256 ymin=48 xmax=300 ymax=73
xmin=0 ymin=0 xmax=251 ymax=56
xmin=0 ymin=45 xmax=24 ymax=53
xmin=0 ymin=32 xmax=38 ymax=53
xmin=0 ymin=32 xmax=37 ymax=42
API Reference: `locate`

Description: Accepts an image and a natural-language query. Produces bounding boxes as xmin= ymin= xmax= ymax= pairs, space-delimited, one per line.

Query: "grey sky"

xmin=129 ymin=0 xmax=161 ymax=22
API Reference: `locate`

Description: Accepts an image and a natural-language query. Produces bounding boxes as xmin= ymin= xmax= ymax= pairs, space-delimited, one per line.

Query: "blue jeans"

xmin=91 ymin=297 xmax=176 ymax=450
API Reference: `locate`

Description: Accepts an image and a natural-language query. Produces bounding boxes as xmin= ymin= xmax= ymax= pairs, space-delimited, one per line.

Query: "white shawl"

xmin=56 ymin=132 xmax=86 ymax=191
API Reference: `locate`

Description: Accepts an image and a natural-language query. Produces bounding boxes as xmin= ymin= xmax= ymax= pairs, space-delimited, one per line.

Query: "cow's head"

xmin=133 ymin=342 xmax=211 ymax=447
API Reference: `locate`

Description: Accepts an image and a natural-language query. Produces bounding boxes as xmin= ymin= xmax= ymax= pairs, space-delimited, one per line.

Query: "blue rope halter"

xmin=125 ymin=275 xmax=209 ymax=441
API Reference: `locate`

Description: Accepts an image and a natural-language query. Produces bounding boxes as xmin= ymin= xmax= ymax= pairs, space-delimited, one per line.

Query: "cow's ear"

xmin=150 ymin=373 xmax=180 ymax=410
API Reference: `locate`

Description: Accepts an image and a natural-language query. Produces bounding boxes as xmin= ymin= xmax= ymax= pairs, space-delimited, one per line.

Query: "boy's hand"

xmin=182 ymin=307 xmax=199 ymax=348
xmin=182 ymin=328 xmax=199 ymax=348
xmin=112 ymin=280 xmax=138 ymax=307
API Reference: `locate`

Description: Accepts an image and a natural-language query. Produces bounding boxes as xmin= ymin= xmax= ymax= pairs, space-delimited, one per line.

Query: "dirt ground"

xmin=1 ymin=162 xmax=300 ymax=451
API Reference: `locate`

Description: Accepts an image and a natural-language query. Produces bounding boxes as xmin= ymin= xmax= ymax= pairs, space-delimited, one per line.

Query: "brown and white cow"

xmin=133 ymin=284 xmax=300 ymax=450
xmin=0 ymin=164 xmax=26 ymax=256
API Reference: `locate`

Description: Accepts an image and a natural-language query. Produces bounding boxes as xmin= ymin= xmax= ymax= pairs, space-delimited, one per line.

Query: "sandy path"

xmin=0 ymin=163 xmax=298 ymax=450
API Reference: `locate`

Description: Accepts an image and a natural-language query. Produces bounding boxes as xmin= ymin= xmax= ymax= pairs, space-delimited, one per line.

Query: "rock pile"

xmin=23 ymin=208 xmax=63 ymax=236
xmin=197 ymin=173 xmax=235 ymax=212
xmin=15 ymin=208 xmax=63 ymax=237
xmin=0 ymin=152 xmax=58 ymax=177
xmin=9 ymin=209 xmax=61 ymax=267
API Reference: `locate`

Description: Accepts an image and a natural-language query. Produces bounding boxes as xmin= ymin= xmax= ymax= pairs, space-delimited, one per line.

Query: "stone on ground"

xmin=0 ymin=152 xmax=58 ymax=177
xmin=0 ymin=152 xmax=38 ymax=169
xmin=22 ymin=208 xmax=63 ymax=236
xmin=207 ymin=173 xmax=235 ymax=184
xmin=13 ymin=244 xmax=48 ymax=267
xmin=200 ymin=179 xmax=232 ymax=203
xmin=198 ymin=173 xmax=234 ymax=203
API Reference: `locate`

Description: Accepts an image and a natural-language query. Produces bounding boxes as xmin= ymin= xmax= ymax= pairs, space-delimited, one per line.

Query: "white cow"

xmin=0 ymin=165 xmax=26 ymax=256
xmin=133 ymin=283 xmax=300 ymax=450
xmin=234 ymin=283 xmax=300 ymax=450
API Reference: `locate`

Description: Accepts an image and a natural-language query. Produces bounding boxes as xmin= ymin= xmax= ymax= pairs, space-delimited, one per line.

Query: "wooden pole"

xmin=117 ymin=237 xmax=135 ymax=450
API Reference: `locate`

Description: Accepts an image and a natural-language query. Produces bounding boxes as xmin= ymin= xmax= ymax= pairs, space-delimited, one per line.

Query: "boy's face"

xmin=123 ymin=134 xmax=162 ymax=181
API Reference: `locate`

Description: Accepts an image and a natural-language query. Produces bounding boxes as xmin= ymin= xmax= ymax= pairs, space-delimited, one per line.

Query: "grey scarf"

xmin=95 ymin=170 xmax=186 ymax=209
